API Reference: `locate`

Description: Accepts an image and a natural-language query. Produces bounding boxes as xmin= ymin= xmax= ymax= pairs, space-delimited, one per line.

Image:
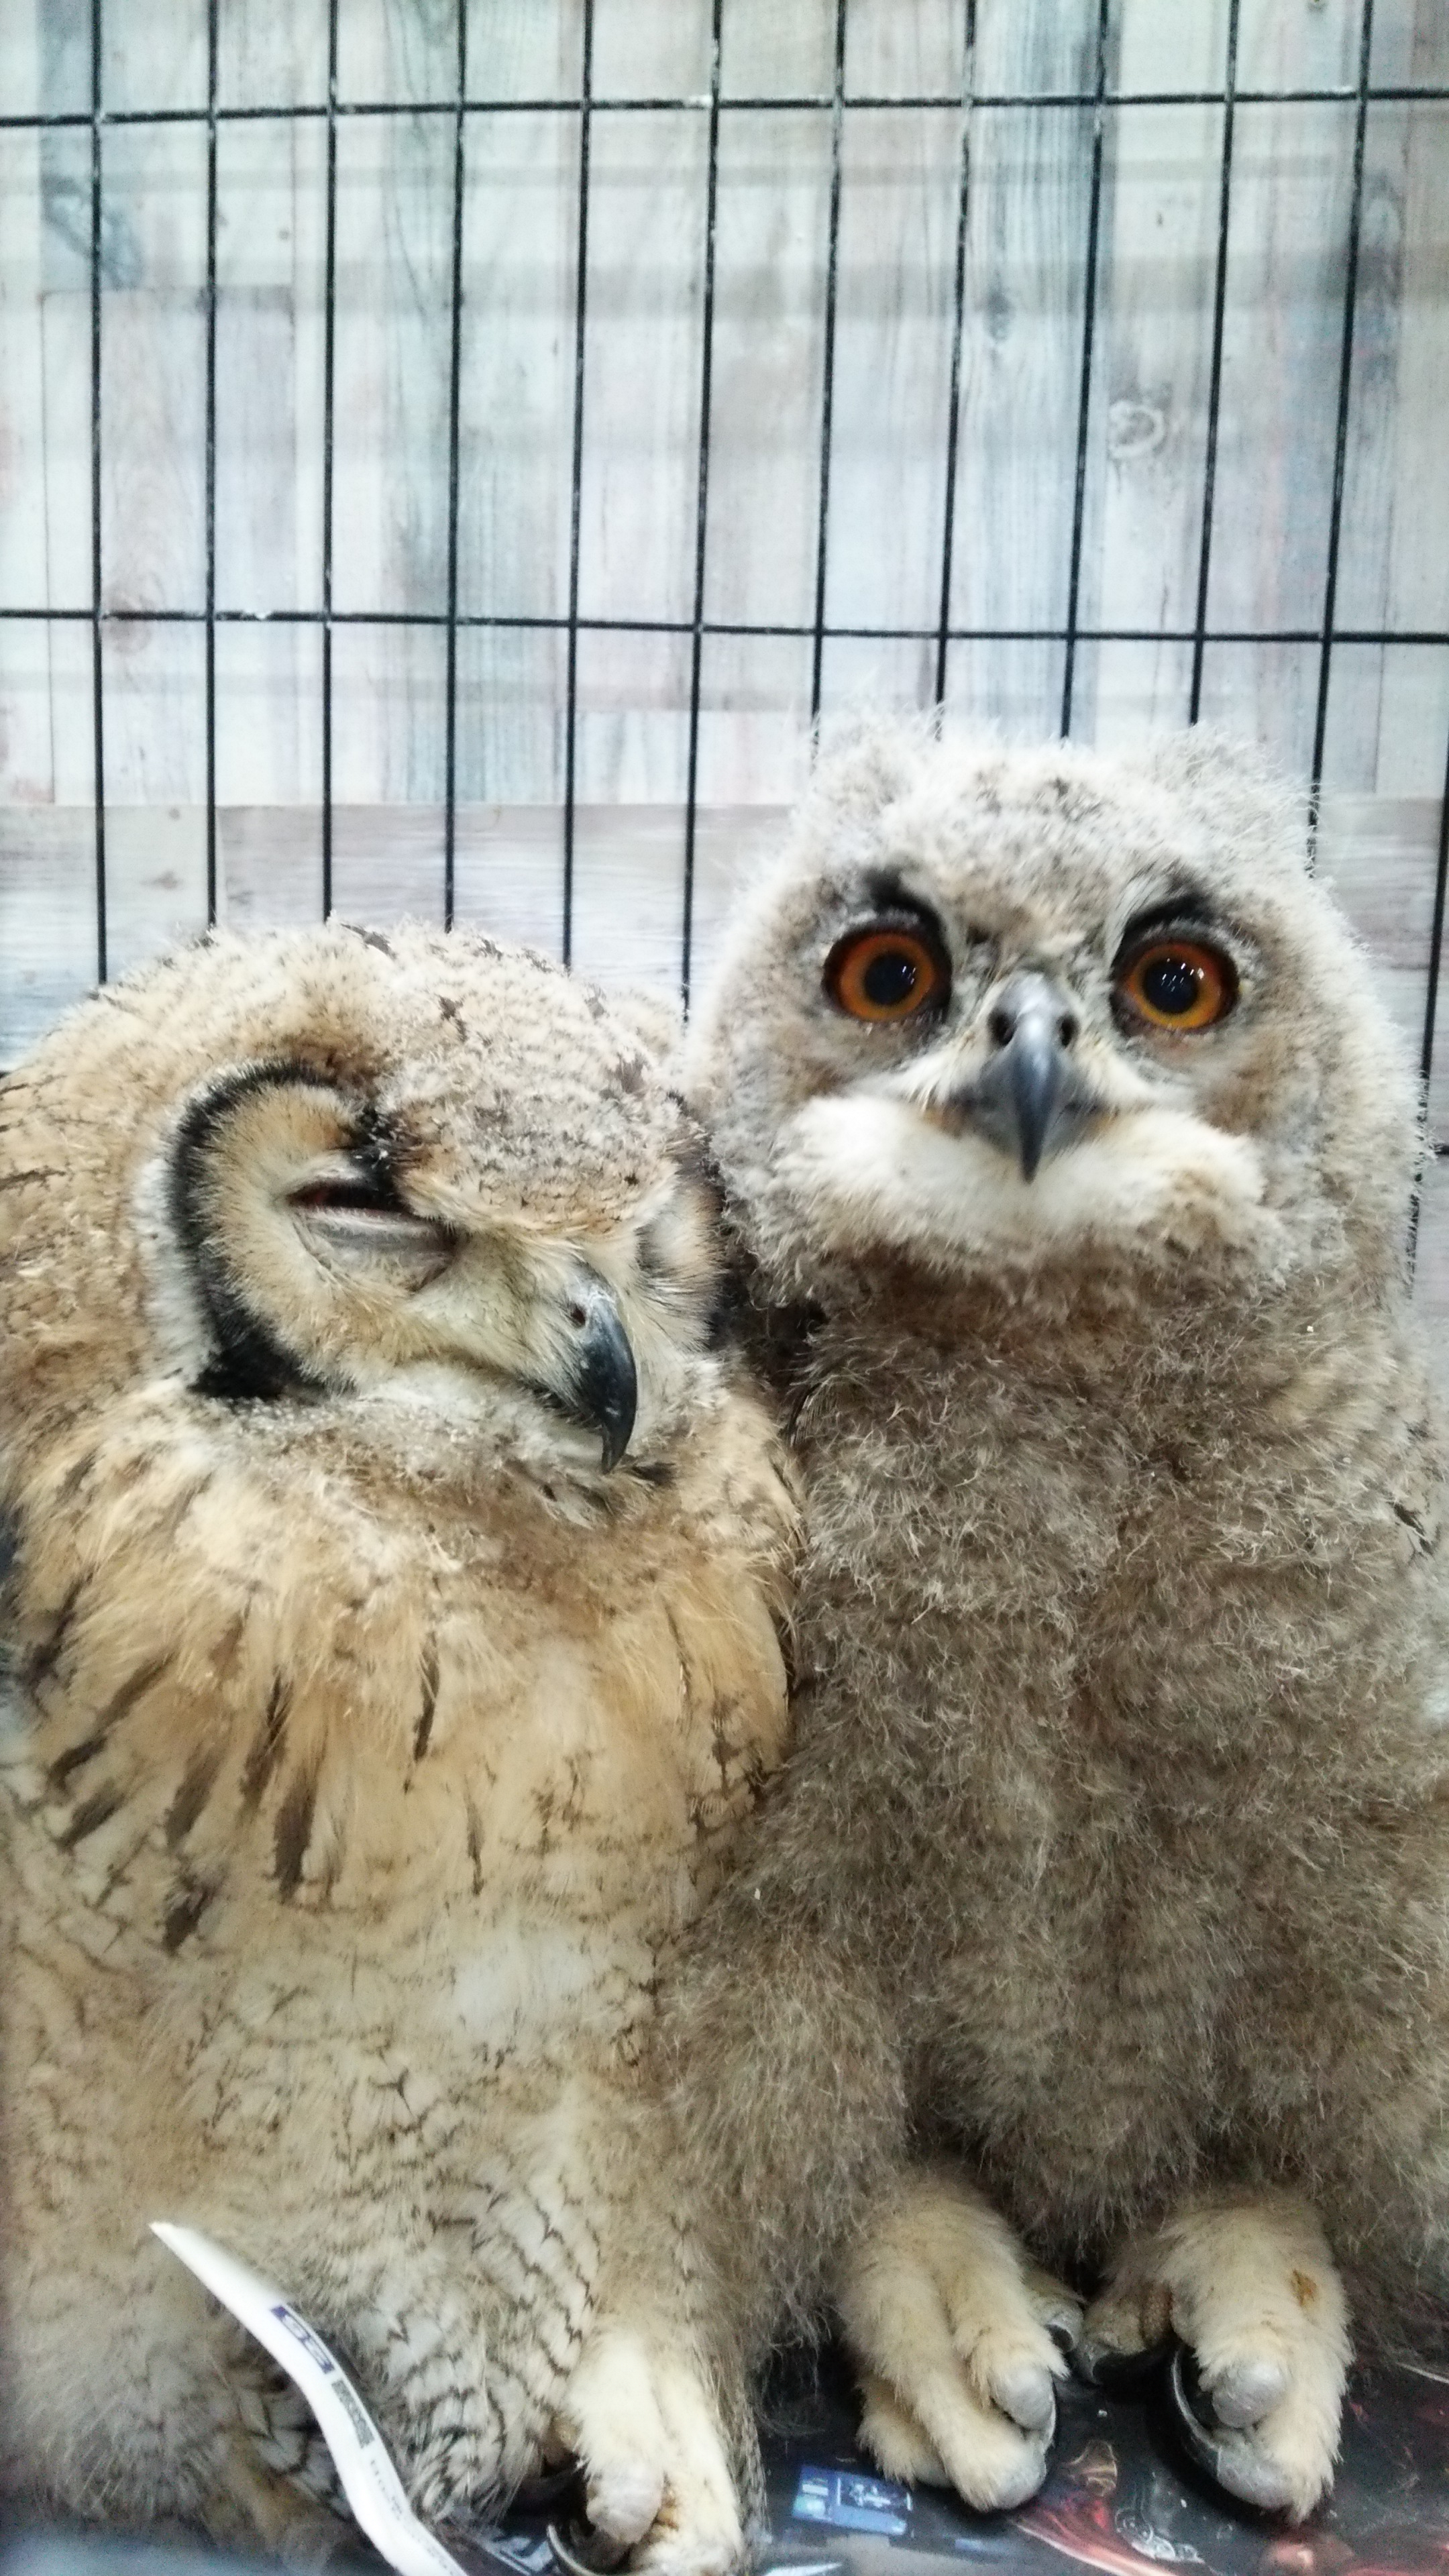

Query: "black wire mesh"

xmin=1 ymin=0 xmax=1446 ymax=1086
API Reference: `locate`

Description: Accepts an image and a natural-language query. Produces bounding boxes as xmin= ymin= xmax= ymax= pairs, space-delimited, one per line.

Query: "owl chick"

xmin=663 ymin=722 xmax=1449 ymax=2527
xmin=0 ymin=922 xmax=796 ymax=2570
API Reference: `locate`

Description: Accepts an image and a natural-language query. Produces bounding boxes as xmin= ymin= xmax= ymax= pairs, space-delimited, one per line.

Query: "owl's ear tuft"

xmin=810 ymin=711 xmax=940 ymax=826
xmin=600 ymin=989 xmax=682 ymax=1068
xmin=1140 ymin=729 xmax=1307 ymax=866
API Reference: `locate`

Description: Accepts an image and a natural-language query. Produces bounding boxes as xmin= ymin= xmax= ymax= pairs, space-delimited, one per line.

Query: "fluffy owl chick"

xmin=665 ymin=722 xmax=1448 ymax=2525
xmin=0 ymin=922 xmax=797 ymax=2570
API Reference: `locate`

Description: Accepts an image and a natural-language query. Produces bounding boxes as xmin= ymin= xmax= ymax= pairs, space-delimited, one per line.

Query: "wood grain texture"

xmin=0 ymin=0 xmax=1446 ymax=1328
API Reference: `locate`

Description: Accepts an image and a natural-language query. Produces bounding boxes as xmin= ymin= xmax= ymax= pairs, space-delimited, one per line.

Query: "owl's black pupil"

xmin=862 ymin=947 xmax=920 ymax=1008
xmin=1140 ymin=951 xmax=1202 ymax=1016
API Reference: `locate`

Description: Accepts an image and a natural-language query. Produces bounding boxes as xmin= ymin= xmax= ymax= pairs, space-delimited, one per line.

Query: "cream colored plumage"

xmin=0 ymin=923 xmax=797 ymax=2567
xmin=661 ymin=722 xmax=1449 ymax=2531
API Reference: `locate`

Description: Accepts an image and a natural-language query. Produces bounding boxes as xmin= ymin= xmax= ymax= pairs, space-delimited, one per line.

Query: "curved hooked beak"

xmin=948 ymin=972 xmax=1095 ymax=1181
xmin=557 ymin=1275 xmax=638 ymax=1471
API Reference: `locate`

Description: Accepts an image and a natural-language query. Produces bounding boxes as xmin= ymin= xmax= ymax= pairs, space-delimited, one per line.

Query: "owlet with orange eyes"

xmin=0 ymin=924 xmax=796 ymax=2569
xmin=659 ymin=723 xmax=1449 ymax=2530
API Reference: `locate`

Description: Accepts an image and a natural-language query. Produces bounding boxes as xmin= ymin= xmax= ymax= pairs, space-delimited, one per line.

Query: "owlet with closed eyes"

xmin=0 ymin=922 xmax=796 ymax=2570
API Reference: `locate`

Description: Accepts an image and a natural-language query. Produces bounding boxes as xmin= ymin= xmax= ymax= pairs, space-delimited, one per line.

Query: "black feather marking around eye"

xmin=171 ymin=1061 xmax=335 ymax=1403
xmin=166 ymin=1743 xmax=225 ymax=1849
xmin=273 ymin=1759 xmax=320 ymax=1898
xmin=413 ymin=1640 xmax=440 ymax=1764
xmin=240 ymin=1675 xmax=291 ymax=1809
xmin=161 ymin=1872 xmax=215 ymax=1953
xmin=861 ymin=871 xmax=948 ymax=945
xmin=46 ymin=1653 xmax=171 ymax=1788
xmin=1116 ymin=888 xmax=1226 ymax=951
xmin=56 ymin=1782 xmax=125 ymax=1850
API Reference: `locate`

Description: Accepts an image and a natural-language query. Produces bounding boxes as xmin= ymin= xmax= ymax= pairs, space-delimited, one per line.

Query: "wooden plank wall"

xmin=1 ymin=0 xmax=1447 ymax=1307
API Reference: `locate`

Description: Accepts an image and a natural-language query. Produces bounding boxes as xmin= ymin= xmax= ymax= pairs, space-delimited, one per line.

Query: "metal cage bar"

xmin=933 ymin=1 xmax=978 ymax=712
xmin=808 ymin=0 xmax=849 ymax=725
xmin=1409 ymin=711 xmax=1449 ymax=1264
xmin=1059 ymin=0 xmax=1112 ymax=739
xmin=1187 ymin=0 xmax=1241 ymax=727
xmin=1308 ymin=0 xmax=1377 ymax=862
xmin=3 ymin=84 xmax=1446 ymax=128
xmin=204 ymin=0 xmax=219 ymax=925
xmin=442 ymin=0 xmax=469 ymax=932
xmin=680 ymin=0 xmax=725 ymax=1012
xmin=320 ymin=0 xmax=339 ymax=920
xmin=561 ymin=0 xmax=596 ymax=970
xmin=89 ymin=0 xmax=106 ymax=984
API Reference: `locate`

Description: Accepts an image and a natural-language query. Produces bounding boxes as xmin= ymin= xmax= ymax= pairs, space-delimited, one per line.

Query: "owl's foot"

xmin=551 ymin=2325 xmax=743 ymax=2576
xmin=838 ymin=2169 xmax=1077 ymax=2514
xmin=206 ymin=2422 xmax=352 ymax=2567
xmin=1083 ymin=2196 xmax=1350 ymax=2520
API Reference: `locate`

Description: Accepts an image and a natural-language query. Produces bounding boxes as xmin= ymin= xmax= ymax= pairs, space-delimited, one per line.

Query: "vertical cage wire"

xmin=560 ymin=0 xmax=596 ymax=969
xmin=87 ymin=0 xmax=105 ymax=985
xmin=1187 ymin=0 xmax=1241 ymax=727
xmin=321 ymin=0 xmax=340 ymax=923
xmin=204 ymin=0 xmax=219 ymax=927
xmin=933 ymin=1 xmax=978 ymax=714
xmin=678 ymin=0 xmax=724 ymax=1013
xmin=441 ymin=0 xmax=470 ymax=932
xmin=808 ymin=0 xmax=849 ymax=729
xmin=1059 ymin=0 xmax=1112 ymax=741
xmin=1308 ymin=0 xmax=1377 ymax=859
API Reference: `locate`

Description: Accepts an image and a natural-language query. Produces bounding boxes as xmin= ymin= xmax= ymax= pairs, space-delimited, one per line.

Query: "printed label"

xmin=151 ymin=2221 xmax=471 ymax=2576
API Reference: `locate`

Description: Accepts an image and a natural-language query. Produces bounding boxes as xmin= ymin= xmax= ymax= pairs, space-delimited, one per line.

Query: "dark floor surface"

xmin=5 ymin=2348 xmax=1446 ymax=2576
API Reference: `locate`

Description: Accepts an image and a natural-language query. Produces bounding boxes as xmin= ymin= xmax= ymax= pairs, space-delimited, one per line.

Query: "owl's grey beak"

xmin=953 ymin=972 xmax=1093 ymax=1181
xmin=557 ymin=1275 xmax=637 ymax=1471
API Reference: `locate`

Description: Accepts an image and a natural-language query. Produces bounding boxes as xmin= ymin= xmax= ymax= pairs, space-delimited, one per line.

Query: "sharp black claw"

xmin=1167 ymin=2344 xmax=1243 ymax=2495
xmin=1073 ymin=2332 xmax=1175 ymax=2391
xmin=547 ymin=2522 xmax=629 ymax=2576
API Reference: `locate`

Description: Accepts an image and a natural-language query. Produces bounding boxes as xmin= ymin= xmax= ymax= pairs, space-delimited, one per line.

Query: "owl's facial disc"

xmin=745 ymin=874 xmax=1276 ymax=1281
xmin=166 ymin=1062 xmax=641 ymax=1470
xmin=820 ymin=894 xmax=1246 ymax=1183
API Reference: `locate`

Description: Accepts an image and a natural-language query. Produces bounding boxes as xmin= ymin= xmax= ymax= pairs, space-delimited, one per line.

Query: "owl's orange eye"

xmin=1114 ymin=936 xmax=1236 ymax=1032
xmin=826 ymin=923 xmax=948 ymax=1024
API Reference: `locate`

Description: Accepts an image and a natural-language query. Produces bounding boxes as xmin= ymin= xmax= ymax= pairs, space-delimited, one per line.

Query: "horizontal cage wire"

xmin=0 ymin=0 xmax=1446 ymax=1306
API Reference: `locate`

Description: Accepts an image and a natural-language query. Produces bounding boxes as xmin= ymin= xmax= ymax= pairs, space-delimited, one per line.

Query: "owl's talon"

xmin=1207 ymin=2353 xmax=1291 ymax=2430
xmin=839 ymin=2169 xmax=1072 ymax=2516
xmin=1093 ymin=2198 xmax=1349 ymax=2522
xmin=1169 ymin=2351 xmax=1306 ymax=2516
xmin=989 ymin=2358 xmax=1057 ymax=2437
xmin=551 ymin=2323 xmax=743 ymax=2575
xmin=1072 ymin=2332 xmax=1173 ymax=2390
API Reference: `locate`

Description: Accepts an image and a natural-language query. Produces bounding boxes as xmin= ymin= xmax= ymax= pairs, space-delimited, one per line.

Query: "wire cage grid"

xmin=1 ymin=0 xmax=1447 ymax=1115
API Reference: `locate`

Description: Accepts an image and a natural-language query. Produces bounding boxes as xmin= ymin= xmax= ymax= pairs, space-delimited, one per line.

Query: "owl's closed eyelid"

xmin=290 ymin=1200 xmax=458 ymax=1295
